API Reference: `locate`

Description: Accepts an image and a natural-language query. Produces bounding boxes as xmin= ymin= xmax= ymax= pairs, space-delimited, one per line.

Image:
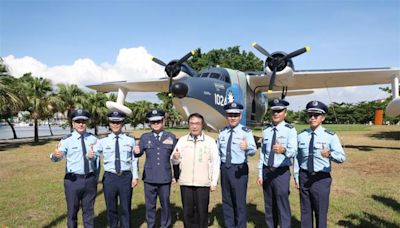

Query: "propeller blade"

xmin=168 ymin=77 xmax=173 ymax=97
xmin=267 ymin=66 xmax=277 ymax=93
xmin=150 ymin=56 xmax=167 ymax=66
xmin=285 ymin=46 xmax=310 ymax=59
xmin=252 ymin=42 xmax=271 ymax=57
xmin=177 ymin=50 xmax=197 ymax=65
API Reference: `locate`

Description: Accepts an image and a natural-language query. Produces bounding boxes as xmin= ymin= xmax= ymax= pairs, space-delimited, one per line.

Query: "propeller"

xmin=252 ymin=42 xmax=310 ymax=93
xmin=151 ymin=50 xmax=197 ymax=97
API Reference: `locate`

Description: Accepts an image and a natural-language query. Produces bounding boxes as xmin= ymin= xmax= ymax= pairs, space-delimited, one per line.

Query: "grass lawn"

xmin=0 ymin=125 xmax=399 ymax=227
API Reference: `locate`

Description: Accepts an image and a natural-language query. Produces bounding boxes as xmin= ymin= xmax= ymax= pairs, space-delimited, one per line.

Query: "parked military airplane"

xmin=88 ymin=43 xmax=400 ymax=131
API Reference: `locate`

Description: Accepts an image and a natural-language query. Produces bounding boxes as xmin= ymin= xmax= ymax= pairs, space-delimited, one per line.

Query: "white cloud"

xmin=3 ymin=47 xmax=392 ymax=107
xmin=3 ymin=47 xmax=165 ymax=103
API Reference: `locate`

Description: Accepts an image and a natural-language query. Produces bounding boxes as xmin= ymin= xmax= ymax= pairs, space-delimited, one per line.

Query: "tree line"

xmin=1 ymin=47 xmax=399 ymax=142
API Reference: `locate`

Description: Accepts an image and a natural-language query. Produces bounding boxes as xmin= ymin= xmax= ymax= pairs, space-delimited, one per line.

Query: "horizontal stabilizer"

xmin=87 ymin=78 xmax=169 ymax=93
xmin=263 ymin=90 xmax=314 ymax=99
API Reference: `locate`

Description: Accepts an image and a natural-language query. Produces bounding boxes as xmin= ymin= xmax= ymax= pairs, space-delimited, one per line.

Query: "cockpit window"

xmin=200 ymin=73 xmax=209 ymax=78
xmin=209 ymin=73 xmax=221 ymax=79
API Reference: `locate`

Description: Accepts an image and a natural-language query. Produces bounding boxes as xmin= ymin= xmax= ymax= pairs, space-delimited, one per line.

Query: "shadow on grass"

xmin=344 ymin=145 xmax=400 ymax=151
xmin=337 ymin=212 xmax=399 ymax=228
xmin=371 ymin=195 xmax=400 ymax=213
xmin=337 ymin=195 xmax=400 ymax=227
xmin=369 ymin=131 xmax=400 ymax=141
xmin=43 ymin=188 xmax=104 ymax=228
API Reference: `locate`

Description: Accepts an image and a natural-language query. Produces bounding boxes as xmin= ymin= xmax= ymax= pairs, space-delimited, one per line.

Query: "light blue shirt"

xmin=94 ymin=132 xmax=139 ymax=179
xmin=294 ymin=126 xmax=346 ymax=183
xmin=258 ymin=121 xmax=297 ymax=177
xmin=51 ymin=131 xmax=98 ymax=175
xmin=217 ymin=123 xmax=257 ymax=164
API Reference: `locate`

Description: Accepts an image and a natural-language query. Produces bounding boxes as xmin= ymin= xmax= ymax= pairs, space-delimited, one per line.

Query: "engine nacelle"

xmin=385 ymin=97 xmax=400 ymax=117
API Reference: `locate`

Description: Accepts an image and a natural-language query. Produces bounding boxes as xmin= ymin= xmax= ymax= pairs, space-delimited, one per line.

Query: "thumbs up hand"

xmin=272 ymin=139 xmax=285 ymax=154
xmin=320 ymin=144 xmax=330 ymax=158
xmin=173 ymin=148 xmax=181 ymax=160
xmin=134 ymin=144 xmax=140 ymax=154
xmin=239 ymin=137 xmax=248 ymax=151
xmin=53 ymin=142 xmax=63 ymax=158
xmin=87 ymin=144 xmax=95 ymax=159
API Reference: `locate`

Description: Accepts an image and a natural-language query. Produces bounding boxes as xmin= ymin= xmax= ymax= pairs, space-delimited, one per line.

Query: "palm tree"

xmin=128 ymin=100 xmax=154 ymax=129
xmin=19 ymin=73 xmax=53 ymax=143
xmin=0 ymin=58 xmax=24 ymax=139
xmin=55 ymin=83 xmax=85 ymax=131
xmin=81 ymin=92 xmax=108 ymax=135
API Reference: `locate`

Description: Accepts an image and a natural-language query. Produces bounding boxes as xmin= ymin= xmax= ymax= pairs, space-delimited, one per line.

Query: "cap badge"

xmin=274 ymin=99 xmax=279 ymax=104
xmin=312 ymin=101 xmax=318 ymax=106
xmin=113 ymin=111 xmax=118 ymax=115
xmin=77 ymin=109 xmax=82 ymax=114
xmin=232 ymin=103 xmax=237 ymax=108
xmin=152 ymin=110 xmax=157 ymax=115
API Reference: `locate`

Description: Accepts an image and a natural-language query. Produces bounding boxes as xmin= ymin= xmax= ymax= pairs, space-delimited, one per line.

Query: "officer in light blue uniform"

xmin=257 ymin=99 xmax=297 ymax=228
xmin=50 ymin=109 xmax=98 ymax=228
xmin=93 ymin=111 xmax=139 ymax=228
xmin=217 ymin=102 xmax=257 ymax=228
xmin=294 ymin=101 xmax=346 ymax=228
xmin=134 ymin=109 xmax=178 ymax=228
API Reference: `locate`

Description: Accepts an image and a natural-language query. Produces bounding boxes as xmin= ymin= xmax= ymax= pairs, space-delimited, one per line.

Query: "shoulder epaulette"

xmin=299 ymin=129 xmax=309 ymax=134
xmin=285 ymin=123 xmax=294 ymax=129
xmin=220 ymin=126 xmax=229 ymax=132
xmin=262 ymin=123 xmax=273 ymax=130
xmin=125 ymin=133 xmax=135 ymax=138
xmin=61 ymin=134 xmax=72 ymax=140
xmin=242 ymin=126 xmax=251 ymax=132
xmin=325 ymin=129 xmax=336 ymax=135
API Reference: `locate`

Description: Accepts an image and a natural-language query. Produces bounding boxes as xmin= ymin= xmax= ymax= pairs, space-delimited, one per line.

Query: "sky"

xmin=1 ymin=0 xmax=399 ymax=111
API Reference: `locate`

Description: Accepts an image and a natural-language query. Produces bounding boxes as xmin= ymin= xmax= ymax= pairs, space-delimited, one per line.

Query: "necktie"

xmin=225 ymin=129 xmax=233 ymax=168
xmin=308 ymin=132 xmax=315 ymax=173
xmin=115 ymin=135 xmax=121 ymax=174
xmin=267 ymin=128 xmax=277 ymax=168
xmin=156 ymin=134 xmax=160 ymax=141
xmin=81 ymin=135 xmax=90 ymax=174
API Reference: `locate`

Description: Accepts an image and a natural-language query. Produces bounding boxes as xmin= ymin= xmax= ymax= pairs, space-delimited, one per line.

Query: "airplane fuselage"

xmin=171 ymin=67 xmax=268 ymax=131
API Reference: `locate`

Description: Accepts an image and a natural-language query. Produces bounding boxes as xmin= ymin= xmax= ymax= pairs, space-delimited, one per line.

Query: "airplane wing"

xmin=87 ymin=78 xmax=169 ymax=92
xmin=248 ymin=67 xmax=400 ymax=91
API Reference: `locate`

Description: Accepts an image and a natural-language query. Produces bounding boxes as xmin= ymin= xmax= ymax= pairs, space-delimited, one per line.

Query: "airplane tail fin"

xmin=106 ymin=87 xmax=132 ymax=115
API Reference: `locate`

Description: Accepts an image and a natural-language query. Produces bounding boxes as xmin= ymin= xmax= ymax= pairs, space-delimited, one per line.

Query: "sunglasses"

xmin=150 ymin=120 xmax=162 ymax=124
xmin=74 ymin=120 xmax=87 ymax=124
xmin=227 ymin=113 xmax=240 ymax=118
xmin=308 ymin=113 xmax=322 ymax=118
xmin=110 ymin=121 xmax=123 ymax=124
xmin=272 ymin=109 xmax=285 ymax=113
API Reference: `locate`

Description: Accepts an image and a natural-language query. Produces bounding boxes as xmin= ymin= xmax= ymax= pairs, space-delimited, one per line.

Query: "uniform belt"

xmin=263 ymin=165 xmax=289 ymax=172
xmin=300 ymin=168 xmax=329 ymax=176
xmin=74 ymin=172 xmax=95 ymax=178
xmin=221 ymin=162 xmax=246 ymax=166
xmin=106 ymin=171 xmax=131 ymax=176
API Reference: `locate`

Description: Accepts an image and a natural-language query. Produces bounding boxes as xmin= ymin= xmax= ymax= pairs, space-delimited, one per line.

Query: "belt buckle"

xmin=269 ymin=167 xmax=275 ymax=172
xmin=117 ymin=172 xmax=123 ymax=176
xmin=310 ymin=171 xmax=316 ymax=176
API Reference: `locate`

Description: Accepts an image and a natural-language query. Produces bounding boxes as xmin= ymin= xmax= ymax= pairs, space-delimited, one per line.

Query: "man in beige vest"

xmin=171 ymin=113 xmax=220 ymax=228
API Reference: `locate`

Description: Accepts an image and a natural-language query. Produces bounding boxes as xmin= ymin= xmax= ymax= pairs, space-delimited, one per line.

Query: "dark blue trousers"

xmin=221 ymin=163 xmax=249 ymax=228
xmin=299 ymin=169 xmax=332 ymax=228
xmin=64 ymin=173 xmax=97 ymax=228
xmin=144 ymin=182 xmax=172 ymax=228
xmin=262 ymin=166 xmax=291 ymax=228
xmin=103 ymin=171 xmax=133 ymax=228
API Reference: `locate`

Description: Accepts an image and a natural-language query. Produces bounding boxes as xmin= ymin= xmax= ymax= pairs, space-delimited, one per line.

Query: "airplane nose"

xmin=171 ymin=82 xmax=188 ymax=98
